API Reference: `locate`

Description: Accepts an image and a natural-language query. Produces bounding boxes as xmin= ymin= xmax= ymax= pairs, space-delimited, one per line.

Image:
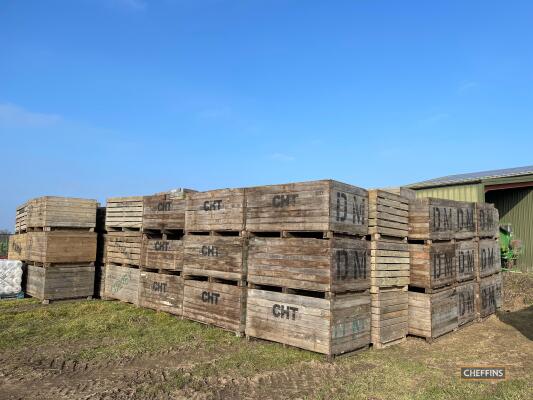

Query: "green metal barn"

xmin=407 ymin=166 xmax=533 ymax=271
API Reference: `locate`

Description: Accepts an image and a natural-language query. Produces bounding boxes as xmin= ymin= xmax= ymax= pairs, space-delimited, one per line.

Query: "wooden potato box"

xmin=479 ymin=273 xmax=502 ymax=318
xmin=371 ymin=287 xmax=408 ymax=347
xmin=408 ymin=287 xmax=458 ymax=340
xmin=454 ymin=201 xmax=476 ymax=240
xmin=26 ymin=264 xmax=95 ymax=301
xmin=368 ymin=190 xmax=409 ymax=238
xmin=185 ymin=189 xmax=245 ymax=232
xmin=457 ymin=281 xmax=477 ymax=326
xmin=143 ymin=191 xmax=193 ymax=231
xmin=183 ymin=235 xmax=247 ymax=281
xmin=182 ymin=279 xmax=246 ymax=334
xmin=8 ymin=234 xmax=28 ymax=261
xmin=476 ymin=203 xmax=499 ymax=238
xmin=245 ymin=180 xmax=368 ymax=236
xmin=248 ymin=237 xmax=369 ymax=293
xmin=409 ymin=198 xmax=458 ymax=240
xmin=15 ymin=203 xmax=27 ymax=233
xmin=409 ymin=242 xmax=456 ymax=289
xmin=105 ymin=231 xmax=142 ymax=266
xmin=478 ymin=239 xmax=501 ymax=278
xmin=105 ymin=196 xmax=144 ymax=230
xmin=104 ymin=264 xmax=140 ymax=305
xmin=246 ymin=289 xmax=370 ymax=356
xmin=141 ymin=238 xmax=183 ymax=271
xmin=370 ymin=239 xmax=409 ymax=287
xmin=26 ymin=197 xmax=97 ymax=229
xmin=456 ymin=240 xmax=477 ymax=282
xmin=27 ymin=231 xmax=97 ymax=264
xmin=139 ymin=270 xmax=183 ymax=315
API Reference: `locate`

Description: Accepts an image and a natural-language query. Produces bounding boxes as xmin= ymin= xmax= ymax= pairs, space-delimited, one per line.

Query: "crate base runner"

xmin=26 ymin=264 xmax=95 ymax=302
xmin=408 ymin=286 xmax=458 ymax=341
xmin=246 ymin=288 xmax=370 ymax=356
xmin=104 ymin=264 xmax=140 ymax=305
xmin=182 ymin=278 xmax=246 ymax=334
xmin=139 ymin=270 xmax=183 ymax=315
xmin=371 ymin=286 xmax=408 ymax=347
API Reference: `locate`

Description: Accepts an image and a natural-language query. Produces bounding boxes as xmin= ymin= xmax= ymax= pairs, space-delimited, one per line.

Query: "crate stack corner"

xmin=14 ymin=196 xmax=98 ymax=303
xmin=182 ymin=188 xmax=247 ymax=334
xmin=369 ymin=189 xmax=410 ymax=349
xmin=245 ymin=180 xmax=371 ymax=356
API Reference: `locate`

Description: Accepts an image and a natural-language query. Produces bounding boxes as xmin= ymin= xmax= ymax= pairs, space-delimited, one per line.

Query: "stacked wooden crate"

xmin=139 ymin=189 xmax=193 ymax=316
xmin=245 ymin=180 xmax=371 ymax=357
xmin=103 ymin=196 xmax=143 ymax=305
xmin=408 ymin=198 xmax=501 ymax=342
xmin=476 ymin=204 xmax=502 ymax=319
xmin=11 ymin=197 xmax=98 ymax=303
xmin=182 ymin=188 xmax=248 ymax=335
xmin=368 ymin=190 xmax=410 ymax=349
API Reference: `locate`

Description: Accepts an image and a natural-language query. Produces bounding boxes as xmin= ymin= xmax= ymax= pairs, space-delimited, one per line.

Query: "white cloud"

xmin=0 ymin=103 xmax=62 ymax=128
xmin=270 ymin=153 xmax=295 ymax=162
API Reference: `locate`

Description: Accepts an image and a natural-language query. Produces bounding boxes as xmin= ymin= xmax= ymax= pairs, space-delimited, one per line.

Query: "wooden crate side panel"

xmin=476 ymin=203 xmax=499 ymax=238
xmin=479 ymin=273 xmax=502 ymax=317
xmin=27 ymin=231 xmax=97 ymax=264
xmin=105 ymin=197 xmax=144 ymax=229
xmin=26 ymin=197 xmax=97 ymax=229
xmin=409 ymin=198 xmax=457 ymax=240
xmin=183 ymin=235 xmax=246 ymax=281
xmin=408 ymin=291 xmax=431 ymax=337
xmin=25 ymin=265 xmax=45 ymax=299
xmin=141 ymin=239 xmax=183 ymax=271
xmin=409 ymin=243 xmax=456 ymax=289
xmin=478 ymin=239 xmax=501 ymax=278
xmin=139 ymin=271 xmax=183 ymax=315
xmin=42 ymin=266 xmax=95 ymax=300
xmin=329 ymin=181 xmax=369 ymax=236
xmin=15 ymin=203 xmax=27 ymax=233
xmin=8 ymin=234 xmax=28 ymax=261
xmin=248 ymin=237 xmax=369 ymax=292
xmin=456 ymin=240 xmax=477 ymax=282
xmin=457 ymin=282 xmax=477 ymax=325
xmin=105 ymin=232 xmax=142 ymax=266
xmin=430 ymin=288 xmax=458 ymax=338
xmin=368 ymin=190 xmax=409 ymax=237
xmin=185 ymin=189 xmax=245 ymax=231
xmin=454 ymin=202 xmax=476 ymax=239
xmin=246 ymin=289 xmax=331 ymax=354
xmin=371 ymin=289 xmax=408 ymax=343
xmin=245 ymin=181 xmax=330 ymax=232
xmin=182 ymin=280 xmax=246 ymax=332
xmin=104 ymin=265 xmax=140 ymax=304
xmin=370 ymin=239 xmax=410 ymax=287
xmin=142 ymin=194 xmax=187 ymax=230
xmin=330 ymin=292 xmax=371 ymax=355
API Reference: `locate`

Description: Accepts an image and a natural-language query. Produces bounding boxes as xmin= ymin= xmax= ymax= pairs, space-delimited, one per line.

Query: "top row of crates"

xmin=14 ymin=181 xmax=500 ymax=239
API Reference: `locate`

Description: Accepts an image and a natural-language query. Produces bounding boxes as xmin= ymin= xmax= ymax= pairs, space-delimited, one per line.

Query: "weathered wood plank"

xmin=104 ymin=264 xmax=140 ymax=305
xmin=139 ymin=270 xmax=183 ymax=315
xmin=25 ymin=196 xmax=97 ymax=229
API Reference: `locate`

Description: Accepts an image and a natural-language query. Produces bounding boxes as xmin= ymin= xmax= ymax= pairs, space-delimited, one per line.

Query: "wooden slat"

xmin=139 ymin=270 xmax=183 ymax=315
xmin=104 ymin=264 xmax=140 ymax=304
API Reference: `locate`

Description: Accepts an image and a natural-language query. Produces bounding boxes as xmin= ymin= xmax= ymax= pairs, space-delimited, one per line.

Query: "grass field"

xmin=1 ymin=273 xmax=532 ymax=399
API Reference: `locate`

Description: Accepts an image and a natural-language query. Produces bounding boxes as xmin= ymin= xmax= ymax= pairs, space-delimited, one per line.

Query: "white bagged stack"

xmin=0 ymin=260 xmax=23 ymax=296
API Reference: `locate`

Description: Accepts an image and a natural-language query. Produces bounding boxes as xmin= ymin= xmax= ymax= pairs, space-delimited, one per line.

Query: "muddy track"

xmin=0 ymin=347 xmax=231 ymax=400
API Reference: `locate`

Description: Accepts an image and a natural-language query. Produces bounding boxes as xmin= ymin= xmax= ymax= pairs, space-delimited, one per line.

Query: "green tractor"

xmin=500 ymin=224 xmax=522 ymax=270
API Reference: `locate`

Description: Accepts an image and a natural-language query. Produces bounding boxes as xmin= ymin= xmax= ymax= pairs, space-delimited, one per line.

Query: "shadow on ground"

xmin=497 ymin=305 xmax=533 ymax=340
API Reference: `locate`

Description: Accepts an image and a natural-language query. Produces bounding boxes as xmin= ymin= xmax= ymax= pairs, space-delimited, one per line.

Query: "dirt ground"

xmin=1 ymin=273 xmax=532 ymax=399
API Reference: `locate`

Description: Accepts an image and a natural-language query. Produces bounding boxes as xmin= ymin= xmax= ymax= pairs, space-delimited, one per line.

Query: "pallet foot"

xmin=372 ymin=336 xmax=406 ymax=349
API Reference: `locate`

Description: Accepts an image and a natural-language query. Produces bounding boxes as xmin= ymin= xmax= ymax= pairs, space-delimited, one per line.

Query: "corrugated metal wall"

xmin=486 ymin=188 xmax=533 ymax=272
xmin=413 ymin=183 xmax=484 ymax=202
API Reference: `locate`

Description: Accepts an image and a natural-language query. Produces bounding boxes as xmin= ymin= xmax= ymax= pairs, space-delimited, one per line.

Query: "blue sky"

xmin=1 ymin=0 xmax=532 ymax=230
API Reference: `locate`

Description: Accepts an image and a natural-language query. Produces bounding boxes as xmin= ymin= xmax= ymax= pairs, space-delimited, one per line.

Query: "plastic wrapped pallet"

xmin=0 ymin=260 xmax=23 ymax=296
